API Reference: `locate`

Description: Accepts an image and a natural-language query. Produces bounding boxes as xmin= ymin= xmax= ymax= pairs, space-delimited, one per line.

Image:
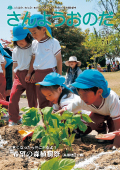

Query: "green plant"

xmin=32 ymin=157 xmax=75 ymax=170
xmin=0 ymin=105 xmax=7 ymax=125
xmin=21 ymin=107 xmax=92 ymax=149
xmin=0 ymin=104 xmax=7 ymax=119
xmin=74 ymin=168 xmax=85 ymax=170
xmin=21 ymin=107 xmax=41 ymax=126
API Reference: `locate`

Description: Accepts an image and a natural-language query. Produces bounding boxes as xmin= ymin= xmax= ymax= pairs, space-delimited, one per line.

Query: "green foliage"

xmin=36 ymin=0 xmax=91 ymax=70
xmin=40 ymin=135 xmax=50 ymax=147
xmin=32 ymin=157 xmax=85 ymax=170
xmin=74 ymin=168 xmax=85 ymax=170
xmin=0 ymin=104 xmax=7 ymax=120
xmin=22 ymin=106 xmax=92 ymax=149
xmin=21 ymin=107 xmax=41 ymax=126
xmin=85 ymin=0 xmax=120 ymax=61
xmin=82 ymin=114 xmax=93 ymax=123
xmin=32 ymin=125 xmax=45 ymax=141
xmin=40 ymin=157 xmax=75 ymax=170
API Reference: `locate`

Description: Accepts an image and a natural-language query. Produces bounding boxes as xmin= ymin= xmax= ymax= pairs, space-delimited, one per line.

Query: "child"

xmin=0 ymin=52 xmax=6 ymax=100
xmin=65 ymin=56 xmax=82 ymax=95
xmin=66 ymin=69 xmax=120 ymax=148
xmin=0 ymin=44 xmax=13 ymax=101
xmin=36 ymin=72 xmax=78 ymax=113
xmin=25 ymin=14 xmax=62 ymax=109
xmin=8 ymin=23 xmax=37 ymax=126
xmin=97 ymin=64 xmax=103 ymax=72
xmin=36 ymin=72 xmax=90 ymax=138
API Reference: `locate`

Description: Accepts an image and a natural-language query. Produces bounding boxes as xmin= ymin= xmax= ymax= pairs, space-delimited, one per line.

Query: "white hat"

xmin=65 ymin=56 xmax=81 ymax=67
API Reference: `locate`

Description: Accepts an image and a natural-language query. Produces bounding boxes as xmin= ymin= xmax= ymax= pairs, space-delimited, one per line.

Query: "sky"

xmin=0 ymin=0 xmax=101 ymax=43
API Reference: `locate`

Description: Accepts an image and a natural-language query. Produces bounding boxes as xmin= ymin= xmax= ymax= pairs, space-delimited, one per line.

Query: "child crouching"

xmin=36 ymin=72 xmax=88 ymax=138
xmin=70 ymin=69 xmax=120 ymax=148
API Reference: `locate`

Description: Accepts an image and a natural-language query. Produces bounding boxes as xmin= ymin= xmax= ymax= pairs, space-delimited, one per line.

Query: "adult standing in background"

xmin=64 ymin=56 xmax=82 ymax=95
xmin=116 ymin=60 xmax=119 ymax=71
xmin=106 ymin=58 xmax=111 ymax=72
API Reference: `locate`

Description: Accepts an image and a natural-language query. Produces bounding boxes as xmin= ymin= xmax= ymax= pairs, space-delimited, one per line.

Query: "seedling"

xmin=0 ymin=104 xmax=8 ymax=126
xmin=21 ymin=107 xmax=92 ymax=149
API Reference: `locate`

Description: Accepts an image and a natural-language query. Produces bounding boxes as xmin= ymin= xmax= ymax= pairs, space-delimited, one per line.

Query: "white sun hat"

xmin=65 ymin=56 xmax=81 ymax=67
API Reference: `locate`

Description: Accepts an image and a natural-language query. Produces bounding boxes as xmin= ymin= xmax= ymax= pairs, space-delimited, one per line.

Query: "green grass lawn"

xmin=102 ymin=71 xmax=120 ymax=96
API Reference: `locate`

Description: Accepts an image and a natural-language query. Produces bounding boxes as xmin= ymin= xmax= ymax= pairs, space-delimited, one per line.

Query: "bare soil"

xmin=0 ymin=125 xmax=120 ymax=170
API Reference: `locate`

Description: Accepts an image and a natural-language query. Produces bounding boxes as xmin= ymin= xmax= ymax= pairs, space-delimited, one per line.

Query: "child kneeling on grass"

xmin=36 ymin=72 xmax=89 ymax=138
xmin=67 ymin=69 xmax=120 ymax=148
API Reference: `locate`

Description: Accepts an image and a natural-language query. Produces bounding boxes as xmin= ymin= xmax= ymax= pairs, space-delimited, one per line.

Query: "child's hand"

xmin=25 ymin=73 xmax=31 ymax=83
xmin=55 ymin=108 xmax=65 ymax=115
xmin=30 ymin=73 xmax=35 ymax=83
xmin=105 ymin=144 xmax=114 ymax=150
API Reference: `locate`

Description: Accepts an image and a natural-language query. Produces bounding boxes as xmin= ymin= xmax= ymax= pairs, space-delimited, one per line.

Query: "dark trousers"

xmin=8 ymin=70 xmax=37 ymax=122
xmin=34 ymin=68 xmax=56 ymax=109
xmin=107 ymin=64 xmax=111 ymax=72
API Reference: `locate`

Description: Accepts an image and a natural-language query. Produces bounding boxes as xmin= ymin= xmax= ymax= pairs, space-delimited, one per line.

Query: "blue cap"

xmin=25 ymin=14 xmax=52 ymax=38
xmin=36 ymin=72 xmax=65 ymax=86
xmin=71 ymin=69 xmax=110 ymax=98
xmin=36 ymin=72 xmax=73 ymax=92
xmin=12 ymin=23 xmax=30 ymax=41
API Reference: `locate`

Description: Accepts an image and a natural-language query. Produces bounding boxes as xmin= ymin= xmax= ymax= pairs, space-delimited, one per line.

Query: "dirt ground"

xmin=1 ymin=124 xmax=120 ymax=170
xmin=0 ymin=98 xmax=120 ymax=170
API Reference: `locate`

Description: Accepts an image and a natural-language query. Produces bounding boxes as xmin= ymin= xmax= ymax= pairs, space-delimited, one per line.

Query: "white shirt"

xmin=32 ymin=37 xmax=61 ymax=70
xmin=12 ymin=45 xmax=32 ymax=73
xmin=66 ymin=90 xmax=120 ymax=120
xmin=106 ymin=60 xmax=110 ymax=65
xmin=0 ymin=54 xmax=5 ymax=73
xmin=52 ymin=93 xmax=87 ymax=113
xmin=53 ymin=93 xmax=90 ymax=115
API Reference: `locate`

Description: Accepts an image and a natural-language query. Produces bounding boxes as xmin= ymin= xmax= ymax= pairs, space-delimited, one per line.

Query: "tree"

xmin=0 ymin=39 xmax=12 ymax=49
xmin=86 ymin=0 xmax=120 ymax=62
xmin=36 ymin=0 xmax=91 ymax=71
xmin=86 ymin=0 xmax=120 ymax=32
xmin=83 ymin=28 xmax=109 ymax=68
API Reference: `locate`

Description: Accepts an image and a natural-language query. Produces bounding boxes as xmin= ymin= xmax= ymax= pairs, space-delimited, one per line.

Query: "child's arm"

xmin=25 ymin=54 xmax=35 ymax=83
xmin=12 ymin=62 xmax=18 ymax=81
xmin=105 ymin=93 xmax=120 ymax=149
xmin=56 ymin=52 xmax=62 ymax=75
xmin=55 ymin=95 xmax=82 ymax=115
xmin=113 ymin=118 xmax=120 ymax=147
xmin=106 ymin=118 xmax=120 ymax=149
xmin=54 ymin=108 xmax=65 ymax=115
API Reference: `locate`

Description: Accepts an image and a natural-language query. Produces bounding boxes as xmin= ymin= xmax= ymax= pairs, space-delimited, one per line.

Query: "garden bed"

xmin=0 ymin=125 xmax=120 ymax=170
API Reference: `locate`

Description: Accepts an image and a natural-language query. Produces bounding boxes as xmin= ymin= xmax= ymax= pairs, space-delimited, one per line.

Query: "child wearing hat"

xmin=0 ymin=44 xmax=13 ymax=101
xmin=36 ymin=72 xmax=90 ymax=138
xmin=65 ymin=56 xmax=82 ymax=95
xmin=64 ymin=69 xmax=120 ymax=148
xmin=8 ymin=23 xmax=37 ymax=126
xmin=25 ymin=14 xmax=62 ymax=109
xmin=36 ymin=72 xmax=78 ymax=113
xmin=0 ymin=52 xmax=6 ymax=100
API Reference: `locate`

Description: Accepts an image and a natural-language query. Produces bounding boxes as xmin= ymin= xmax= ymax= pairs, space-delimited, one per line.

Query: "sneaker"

xmin=17 ymin=118 xmax=22 ymax=124
xmin=9 ymin=121 xmax=17 ymax=126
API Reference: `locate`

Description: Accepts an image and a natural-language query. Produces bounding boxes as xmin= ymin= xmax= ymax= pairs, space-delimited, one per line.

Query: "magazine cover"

xmin=0 ymin=0 xmax=120 ymax=169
